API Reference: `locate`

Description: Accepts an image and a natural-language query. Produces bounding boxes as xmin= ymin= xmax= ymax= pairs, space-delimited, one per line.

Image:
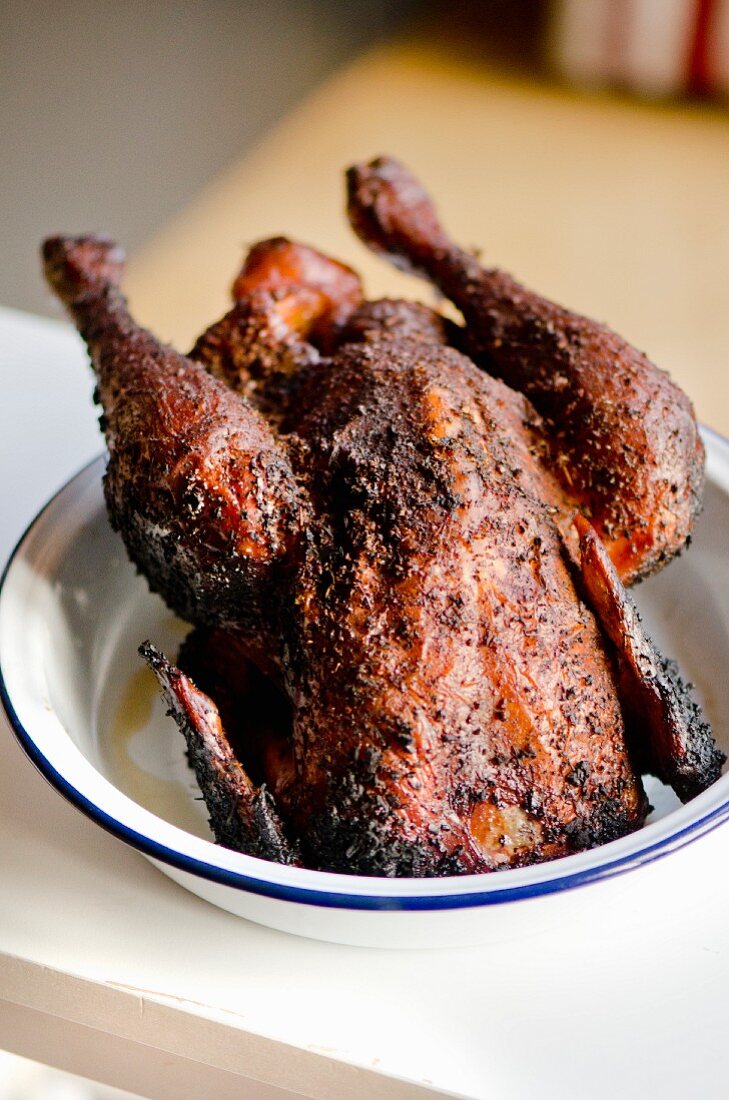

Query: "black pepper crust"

xmin=41 ymin=214 xmax=719 ymax=877
xmin=576 ymin=516 xmax=725 ymax=802
xmin=43 ymin=235 xmax=308 ymax=646
xmin=192 ymin=331 xmax=648 ymax=874
xmin=346 ymin=156 xmax=705 ymax=586
xmin=140 ymin=642 xmax=301 ymax=865
xmin=340 ymin=297 xmax=456 ymax=348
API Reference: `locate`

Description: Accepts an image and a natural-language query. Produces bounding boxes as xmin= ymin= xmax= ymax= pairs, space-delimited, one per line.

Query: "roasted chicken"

xmin=41 ymin=161 xmax=723 ymax=876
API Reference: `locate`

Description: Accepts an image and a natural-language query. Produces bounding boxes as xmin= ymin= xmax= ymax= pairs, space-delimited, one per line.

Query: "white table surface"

xmin=2 ymin=303 xmax=729 ymax=1100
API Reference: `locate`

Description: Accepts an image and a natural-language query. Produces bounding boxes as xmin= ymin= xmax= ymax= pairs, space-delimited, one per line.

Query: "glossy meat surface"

xmin=347 ymin=157 xmax=705 ymax=585
xmin=280 ymin=339 xmax=646 ymax=873
xmin=575 ymin=517 xmax=724 ymax=801
xmin=43 ymin=236 xmax=307 ymax=644
xmin=42 ymin=211 xmax=720 ymax=877
xmin=232 ymin=236 xmax=363 ymax=351
xmin=141 ymin=642 xmax=301 ymax=864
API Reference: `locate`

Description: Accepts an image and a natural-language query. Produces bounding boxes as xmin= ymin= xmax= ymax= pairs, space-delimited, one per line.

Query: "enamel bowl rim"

xmin=1 ymin=426 xmax=728 ymax=913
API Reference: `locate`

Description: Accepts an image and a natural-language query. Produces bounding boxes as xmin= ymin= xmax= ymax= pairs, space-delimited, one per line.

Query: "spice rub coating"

xmin=42 ymin=235 xmax=307 ymax=645
xmin=347 ymin=156 xmax=705 ymax=585
xmin=42 ymin=213 xmax=720 ymax=877
xmin=141 ymin=642 xmax=301 ymax=864
xmin=275 ymin=336 xmax=647 ymax=873
xmin=576 ymin=517 xmax=724 ymax=801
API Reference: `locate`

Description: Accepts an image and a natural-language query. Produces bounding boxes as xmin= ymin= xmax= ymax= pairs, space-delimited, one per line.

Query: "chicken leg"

xmin=42 ymin=235 xmax=309 ymax=644
xmin=347 ymin=157 xmax=705 ymax=585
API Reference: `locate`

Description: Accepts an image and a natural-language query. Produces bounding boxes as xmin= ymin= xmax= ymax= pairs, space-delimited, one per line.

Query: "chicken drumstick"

xmin=347 ymin=156 xmax=704 ymax=585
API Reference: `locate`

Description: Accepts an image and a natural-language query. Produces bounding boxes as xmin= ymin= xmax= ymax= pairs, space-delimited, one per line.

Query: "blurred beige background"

xmin=0 ymin=0 xmax=414 ymax=316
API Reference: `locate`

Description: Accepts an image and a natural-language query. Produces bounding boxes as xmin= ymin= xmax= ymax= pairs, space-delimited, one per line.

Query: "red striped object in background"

xmin=552 ymin=0 xmax=729 ymax=98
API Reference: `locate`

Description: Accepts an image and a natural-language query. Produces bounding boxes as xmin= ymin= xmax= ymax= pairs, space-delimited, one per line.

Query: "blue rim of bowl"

xmin=1 ymin=430 xmax=729 ymax=912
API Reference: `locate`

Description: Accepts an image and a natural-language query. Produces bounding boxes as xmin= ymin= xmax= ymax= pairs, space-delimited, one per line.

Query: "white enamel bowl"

xmin=2 ymin=430 xmax=729 ymax=949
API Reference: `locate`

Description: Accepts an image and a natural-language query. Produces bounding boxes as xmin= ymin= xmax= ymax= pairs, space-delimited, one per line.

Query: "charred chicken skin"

xmin=347 ymin=157 xmax=705 ymax=586
xmin=41 ymin=164 xmax=722 ymax=876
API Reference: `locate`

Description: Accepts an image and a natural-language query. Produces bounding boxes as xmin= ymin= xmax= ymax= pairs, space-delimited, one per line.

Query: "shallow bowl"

xmin=1 ymin=430 xmax=728 ymax=948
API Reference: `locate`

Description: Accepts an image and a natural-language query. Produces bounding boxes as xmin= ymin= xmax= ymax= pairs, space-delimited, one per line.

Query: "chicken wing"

xmin=141 ymin=642 xmax=300 ymax=864
xmin=576 ymin=516 xmax=724 ymax=801
xmin=189 ymin=238 xmax=362 ymax=425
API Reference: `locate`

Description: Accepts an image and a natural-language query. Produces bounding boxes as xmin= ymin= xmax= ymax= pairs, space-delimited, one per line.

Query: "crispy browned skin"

xmin=177 ymin=625 xmax=295 ymax=806
xmin=188 ymin=275 xmax=649 ymax=870
xmin=189 ymin=288 xmax=320 ymax=426
xmin=575 ymin=516 xmax=724 ymax=801
xmin=152 ymin=338 xmax=649 ymax=874
xmin=232 ymin=236 xmax=363 ymax=351
xmin=187 ymin=267 xmax=649 ymax=872
xmin=141 ymin=642 xmax=301 ymax=864
xmin=341 ymin=297 xmax=453 ymax=347
xmin=190 ymin=239 xmax=363 ymax=424
xmin=343 ymin=299 xmax=580 ymax=549
xmin=281 ymin=335 xmax=648 ymax=873
xmin=42 ymin=236 xmax=307 ymax=646
xmin=346 ymin=157 xmax=705 ymax=585
xmin=44 ymin=231 xmax=720 ymax=877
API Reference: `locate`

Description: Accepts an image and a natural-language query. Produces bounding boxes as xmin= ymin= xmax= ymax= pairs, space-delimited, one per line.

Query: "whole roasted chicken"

xmin=42 ymin=158 xmax=723 ymax=876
